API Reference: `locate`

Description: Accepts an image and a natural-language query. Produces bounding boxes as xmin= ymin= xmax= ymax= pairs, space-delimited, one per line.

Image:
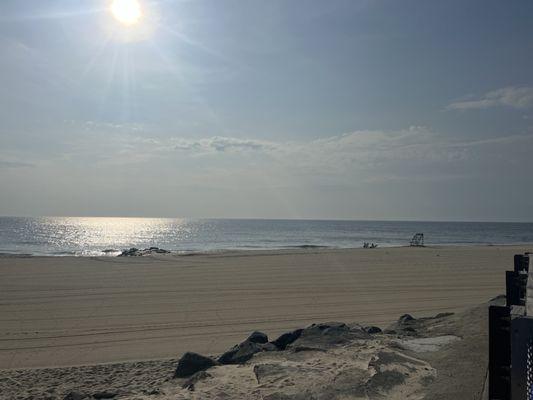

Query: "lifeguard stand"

xmin=410 ymin=233 xmax=424 ymax=247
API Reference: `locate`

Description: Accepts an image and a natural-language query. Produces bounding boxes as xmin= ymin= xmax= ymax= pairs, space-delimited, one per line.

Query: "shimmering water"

xmin=0 ymin=217 xmax=532 ymax=256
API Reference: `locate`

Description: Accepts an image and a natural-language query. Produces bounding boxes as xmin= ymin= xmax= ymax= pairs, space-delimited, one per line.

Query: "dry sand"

xmin=0 ymin=245 xmax=528 ymax=370
xmin=0 ymin=293 xmax=499 ymax=399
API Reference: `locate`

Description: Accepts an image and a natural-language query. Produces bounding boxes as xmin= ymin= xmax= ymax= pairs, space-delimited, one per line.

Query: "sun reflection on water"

xmin=34 ymin=217 xmax=196 ymax=256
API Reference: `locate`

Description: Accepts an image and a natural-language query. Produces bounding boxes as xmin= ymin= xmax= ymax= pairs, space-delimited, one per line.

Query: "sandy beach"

xmin=0 ymin=245 xmax=528 ymax=371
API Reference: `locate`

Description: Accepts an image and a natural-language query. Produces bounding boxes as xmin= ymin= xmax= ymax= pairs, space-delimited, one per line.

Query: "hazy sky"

xmin=1 ymin=0 xmax=532 ymax=220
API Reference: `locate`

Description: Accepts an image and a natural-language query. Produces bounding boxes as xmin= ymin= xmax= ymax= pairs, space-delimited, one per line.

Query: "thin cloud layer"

xmin=171 ymin=136 xmax=276 ymax=153
xmin=0 ymin=160 xmax=34 ymax=169
xmin=447 ymin=86 xmax=533 ymax=111
xmin=51 ymin=126 xmax=533 ymax=185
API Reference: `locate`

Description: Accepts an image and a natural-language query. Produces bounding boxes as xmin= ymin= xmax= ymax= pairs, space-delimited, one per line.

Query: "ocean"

xmin=0 ymin=216 xmax=531 ymax=256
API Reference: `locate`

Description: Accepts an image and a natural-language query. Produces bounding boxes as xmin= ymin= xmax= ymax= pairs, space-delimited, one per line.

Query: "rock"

xmin=218 ymin=339 xmax=275 ymax=364
xmin=174 ymin=352 xmax=218 ymax=378
xmin=261 ymin=342 xmax=278 ymax=351
xmin=387 ymin=311 xmax=456 ymax=337
xmin=63 ymin=393 xmax=87 ymax=400
xmin=398 ymin=314 xmax=415 ymax=324
xmin=386 ymin=314 xmax=419 ymax=336
xmin=149 ymin=247 xmax=171 ymax=254
xmin=270 ymin=329 xmax=303 ymax=350
xmin=215 ymin=330 xmax=279 ymax=365
xmin=92 ymin=392 xmax=117 ymax=399
xmin=118 ymin=247 xmax=171 ymax=257
xmin=288 ymin=322 xmax=369 ymax=350
xmin=181 ymin=371 xmax=212 ymax=390
xmin=364 ymin=326 xmax=382 ymax=334
xmin=247 ymin=331 xmax=268 ymax=344
xmin=118 ymin=248 xmax=140 ymax=257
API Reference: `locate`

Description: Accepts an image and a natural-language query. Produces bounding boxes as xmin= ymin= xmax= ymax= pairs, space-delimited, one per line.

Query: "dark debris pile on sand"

xmin=117 ymin=247 xmax=171 ymax=257
xmin=0 ymin=301 xmax=490 ymax=400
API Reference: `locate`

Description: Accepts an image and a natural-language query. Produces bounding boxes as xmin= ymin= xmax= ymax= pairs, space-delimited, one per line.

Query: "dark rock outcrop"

xmin=218 ymin=332 xmax=276 ymax=364
xmin=288 ymin=322 xmax=369 ymax=350
xmin=174 ymin=352 xmax=218 ymax=378
xmin=92 ymin=392 xmax=117 ymax=399
xmin=63 ymin=393 xmax=87 ymax=400
xmin=386 ymin=311 xmax=456 ymax=336
xmin=247 ymin=331 xmax=268 ymax=344
xmin=399 ymin=314 xmax=415 ymax=324
xmin=270 ymin=329 xmax=303 ymax=350
xmin=118 ymin=247 xmax=170 ymax=257
xmin=218 ymin=340 xmax=275 ymax=364
xmin=364 ymin=326 xmax=382 ymax=334
xmin=385 ymin=314 xmax=418 ymax=335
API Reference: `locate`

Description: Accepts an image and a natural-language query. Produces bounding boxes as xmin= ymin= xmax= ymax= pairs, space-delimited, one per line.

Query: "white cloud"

xmin=170 ymin=136 xmax=277 ymax=153
xmin=57 ymin=125 xmax=533 ymax=186
xmin=446 ymin=86 xmax=533 ymax=111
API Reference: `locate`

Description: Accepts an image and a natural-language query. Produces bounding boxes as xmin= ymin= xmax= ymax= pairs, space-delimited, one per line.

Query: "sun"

xmin=110 ymin=0 xmax=143 ymax=26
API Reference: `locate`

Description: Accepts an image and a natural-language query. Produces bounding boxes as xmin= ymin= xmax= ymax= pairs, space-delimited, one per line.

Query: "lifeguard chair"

xmin=410 ymin=233 xmax=424 ymax=247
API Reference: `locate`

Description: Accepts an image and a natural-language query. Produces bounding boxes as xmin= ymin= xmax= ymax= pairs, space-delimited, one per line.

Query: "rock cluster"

xmin=51 ymin=310 xmax=463 ymax=400
xmin=384 ymin=312 xmax=454 ymax=336
xmin=173 ymin=322 xmax=379 ymax=379
xmin=117 ymin=247 xmax=170 ymax=257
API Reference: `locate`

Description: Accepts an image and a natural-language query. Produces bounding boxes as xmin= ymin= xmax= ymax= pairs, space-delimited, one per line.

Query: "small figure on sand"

xmin=363 ymin=242 xmax=378 ymax=249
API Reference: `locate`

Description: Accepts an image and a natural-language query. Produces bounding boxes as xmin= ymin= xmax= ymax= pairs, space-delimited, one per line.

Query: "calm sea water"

xmin=0 ymin=217 xmax=532 ymax=256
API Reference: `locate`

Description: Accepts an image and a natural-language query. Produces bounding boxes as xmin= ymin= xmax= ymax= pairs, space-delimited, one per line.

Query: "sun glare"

xmin=110 ymin=0 xmax=142 ymax=26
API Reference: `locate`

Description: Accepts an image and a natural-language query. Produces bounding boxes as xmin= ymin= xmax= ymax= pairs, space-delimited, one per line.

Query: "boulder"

xmin=247 ymin=331 xmax=268 ymax=344
xmin=148 ymin=247 xmax=171 ymax=254
xmin=218 ymin=341 xmax=265 ymax=364
xmin=92 ymin=392 xmax=117 ymax=399
xmin=270 ymin=329 xmax=303 ymax=350
xmin=118 ymin=247 xmax=171 ymax=257
xmin=386 ymin=311 xmax=455 ymax=336
xmin=364 ymin=326 xmax=382 ymax=334
xmin=398 ymin=314 xmax=415 ymax=324
xmin=218 ymin=335 xmax=276 ymax=364
xmin=174 ymin=352 xmax=218 ymax=378
xmin=118 ymin=248 xmax=140 ymax=257
xmin=288 ymin=322 xmax=369 ymax=350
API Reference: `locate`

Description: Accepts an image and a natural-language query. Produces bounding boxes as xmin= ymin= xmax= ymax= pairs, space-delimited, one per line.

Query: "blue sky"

xmin=0 ymin=0 xmax=532 ymax=220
